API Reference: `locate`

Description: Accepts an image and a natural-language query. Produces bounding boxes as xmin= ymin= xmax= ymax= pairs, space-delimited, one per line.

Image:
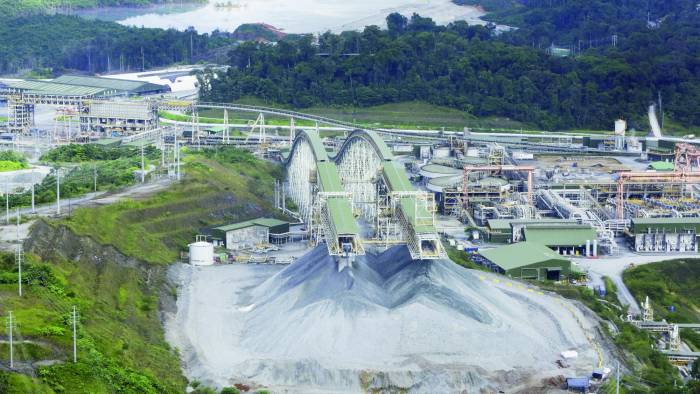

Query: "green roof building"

xmin=212 ymin=218 xmax=289 ymax=250
xmin=629 ymin=217 xmax=699 ymax=253
xmin=523 ymin=225 xmax=597 ymax=248
xmin=2 ymin=75 xmax=170 ymax=98
xmin=478 ymin=242 xmax=572 ymax=280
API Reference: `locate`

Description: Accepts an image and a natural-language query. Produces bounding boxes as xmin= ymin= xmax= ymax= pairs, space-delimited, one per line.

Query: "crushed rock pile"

xmin=166 ymin=245 xmax=598 ymax=393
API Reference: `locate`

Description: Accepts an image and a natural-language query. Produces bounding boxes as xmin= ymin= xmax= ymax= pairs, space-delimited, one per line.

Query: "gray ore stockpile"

xmin=167 ymin=245 xmax=598 ymax=393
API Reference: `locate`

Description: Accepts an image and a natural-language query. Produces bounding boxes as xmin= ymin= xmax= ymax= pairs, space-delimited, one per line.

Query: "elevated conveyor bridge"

xmin=285 ymin=129 xmax=444 ymax=260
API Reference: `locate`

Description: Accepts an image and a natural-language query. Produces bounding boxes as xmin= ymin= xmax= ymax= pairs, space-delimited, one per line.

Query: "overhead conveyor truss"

xmin=285 ymin=130 xmax=363 ymax=257
xmin=285 ymin=129 xmax=445 ymax=260
xmin=333 ymin=130 xmax=445 ymax=260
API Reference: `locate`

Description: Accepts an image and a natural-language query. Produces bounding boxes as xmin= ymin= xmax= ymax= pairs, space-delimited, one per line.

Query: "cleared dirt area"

xmin=534 ymin=155 xmax=630 ymax=173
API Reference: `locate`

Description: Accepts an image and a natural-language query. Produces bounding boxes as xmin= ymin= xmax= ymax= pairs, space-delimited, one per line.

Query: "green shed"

xmin=478 ymin=242 xmax=571 ymax=281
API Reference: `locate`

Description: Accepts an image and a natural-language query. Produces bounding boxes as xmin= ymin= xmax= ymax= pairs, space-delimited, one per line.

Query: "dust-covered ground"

xmin=165 ymin=246 xmax=605 ymax=393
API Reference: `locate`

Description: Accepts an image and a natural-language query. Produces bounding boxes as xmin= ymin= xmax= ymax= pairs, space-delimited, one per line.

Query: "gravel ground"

xmin=166 ymin=245 xmax=605 ymax=393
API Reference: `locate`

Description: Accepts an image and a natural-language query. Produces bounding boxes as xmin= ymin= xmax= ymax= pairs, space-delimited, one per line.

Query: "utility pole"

xmin=6 ymin=311 xmax=13 ymax=368
xmin=175 ymin=137 xmax=181 ymax=181
xmin=5 ymin=184 xmax=9 ymax=225
xmin=56 ymin=168 xmax=61 ymax=216
xmin=141 ymin=141 xmax=145 ymax=183
xmin=16 ymin=245 xmax=22 ymax=297
xmin=72 ymin=306 xmax=78 ymax=363
xmin=615 ymin=361 xmax=620 ymax=394
xmin=16 ymin=207 xmax=20 ymax=242
xmin=31 ymin=182 xmax=35 ymax=214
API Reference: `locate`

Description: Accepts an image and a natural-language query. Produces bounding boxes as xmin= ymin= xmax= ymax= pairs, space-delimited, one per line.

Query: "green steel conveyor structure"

xmin=285 ymin=129 xmax=444 ymax=260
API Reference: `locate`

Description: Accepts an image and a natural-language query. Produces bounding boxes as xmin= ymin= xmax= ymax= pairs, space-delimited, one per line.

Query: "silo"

xmin=189 ymin=235 xmax=214 ymax=266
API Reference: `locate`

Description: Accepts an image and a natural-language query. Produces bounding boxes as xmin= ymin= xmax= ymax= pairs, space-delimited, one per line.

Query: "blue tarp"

xmin=567 ymin=377 xmax=590 ymax=390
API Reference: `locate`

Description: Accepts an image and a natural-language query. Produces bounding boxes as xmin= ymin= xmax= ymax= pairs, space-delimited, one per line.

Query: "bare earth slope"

xmin=166 ymin=246 xmax=600 ymax=393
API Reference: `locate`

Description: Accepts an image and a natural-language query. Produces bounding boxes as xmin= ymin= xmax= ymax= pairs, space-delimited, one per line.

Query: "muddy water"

xmin=73 ymin=0 xmax=488 ymax=34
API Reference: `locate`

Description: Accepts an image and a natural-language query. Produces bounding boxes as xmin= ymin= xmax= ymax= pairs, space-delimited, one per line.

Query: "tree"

xmin=386 ymin=13 xmax=408 ymax=35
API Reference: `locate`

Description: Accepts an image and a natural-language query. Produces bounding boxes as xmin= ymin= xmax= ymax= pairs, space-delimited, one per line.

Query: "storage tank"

xmin=189 ymin=235 xmax=214 ymax=266
xmin=615 ymin=119 xmax=627 ymax=136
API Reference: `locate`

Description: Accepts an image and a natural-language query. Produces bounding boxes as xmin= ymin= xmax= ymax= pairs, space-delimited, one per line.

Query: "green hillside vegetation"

xmin=0 ymin=13 xmax=232 ymax=75
xmin=186 ymin=100 xmax=533 ymax=132
xmin=6 ymin=144 xmax=159 ymax=210
xmin=623 ymin=259 xmax=700 ymax=323
xmin=533 ymin=280 xmax=699 ymax=393
xmin=0 ymin=151 xmax=29 ymax=172
xmin=61 ymin=147 xmax=283 ymax=264
xmin=203 ymin=7 xmax=700 ymax=131
xmin=1 ymin=146 xmax=282 ymax=392
xmin=0 ymin=250 xmax=186 ymax=393
xmin=0 ymin=0 xmax=201 ymax=17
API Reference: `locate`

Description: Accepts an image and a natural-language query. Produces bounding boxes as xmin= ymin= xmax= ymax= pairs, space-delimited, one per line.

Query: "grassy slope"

xmin=197 ymin=99 xmax=536 ymax=132
xmin=623 ymin=259 xmax=700 ymax=323
xmin=1 ymin=148 xmax=282 ymax=392
xmin=0 ymin=250 xmax=186 ymax=393
xmin=61 ymin=149 xmax=282 ymax=264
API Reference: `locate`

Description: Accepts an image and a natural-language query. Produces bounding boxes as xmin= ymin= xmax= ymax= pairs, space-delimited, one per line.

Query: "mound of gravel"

xmin=166 ymin=245 xmax=599 ymax=393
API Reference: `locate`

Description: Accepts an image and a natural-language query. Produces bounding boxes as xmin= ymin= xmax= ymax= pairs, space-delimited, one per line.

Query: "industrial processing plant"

xmin=2 ymin=74 xmax=700 ymax=392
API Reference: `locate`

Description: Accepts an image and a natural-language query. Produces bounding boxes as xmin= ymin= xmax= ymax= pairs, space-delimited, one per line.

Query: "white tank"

xmin=189 ymin=239 xmax=214 ymax=266
xmin=615 ymin=119 xmax=627 ymax=136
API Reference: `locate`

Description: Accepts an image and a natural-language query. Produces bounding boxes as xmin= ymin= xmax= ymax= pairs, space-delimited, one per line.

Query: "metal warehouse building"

xmin=477 ymin=242 xmax=572 ymax=281
xmin=213 ymin=218 xmax=289 ymax=251
xmin=522 ymin=224 xmax=598 ymax=257
xmin=629 ymin=217 xmax=700 ymax=253
xmin=484 ymin=219 xmax=598 ymax=256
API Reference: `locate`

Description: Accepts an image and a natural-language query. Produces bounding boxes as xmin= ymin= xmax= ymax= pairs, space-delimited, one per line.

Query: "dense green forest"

xmin=200 ymin=7 xmax=700 ymax=130
xmin=0 ymin=0 xmax=198 ymax=17
xmin=0 ymin=14 xmax=234 ymax=75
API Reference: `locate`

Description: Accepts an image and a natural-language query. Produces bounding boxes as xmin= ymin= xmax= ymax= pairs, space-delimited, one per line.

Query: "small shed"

xmin=213 ymin=218 xmax=289 ymax=250
xmin=477 ymin=242 xmax=571 ymax=280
